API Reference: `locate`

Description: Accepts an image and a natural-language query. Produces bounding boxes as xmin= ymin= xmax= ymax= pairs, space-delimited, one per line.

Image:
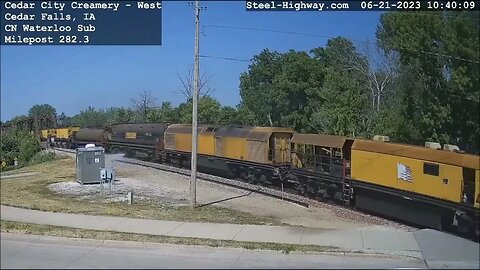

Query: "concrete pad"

xmin=233 ymin=225 xmax=304 ymax=244
xmin=361 ymin=230 xmax=420 ymax=251
xmin=426 ymin=260 xmax=480 ymax=269
xmin=110 ymin=218 xmax=183 ymax=236
xmin=167 ymin=222 xmax=244 ymax=240
xmin=413 ymin=229 xmax=480 ymax=263
xmin=300 ymin=228 xmax=363 ymax=250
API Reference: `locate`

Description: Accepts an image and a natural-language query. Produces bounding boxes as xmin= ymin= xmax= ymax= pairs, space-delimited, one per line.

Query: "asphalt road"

xmin=1 ymin=233 xmax=426 ymax=269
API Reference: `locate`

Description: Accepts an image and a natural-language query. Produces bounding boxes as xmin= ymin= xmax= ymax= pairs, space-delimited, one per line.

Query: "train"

xmin=40 ymin=123 xmax=480 ymax=240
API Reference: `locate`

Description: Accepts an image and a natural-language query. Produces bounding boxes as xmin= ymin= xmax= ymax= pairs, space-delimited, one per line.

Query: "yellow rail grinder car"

xmin=164 ymin=124 xmax=216 ymax=156
xmin=214 ymin=126 xmax=293 ymax=164
xmin=55 ymin=127 xmax=81 ymax=140
xmin=162 ymin=124 xmax=294 ymax=182
xmin=351 ymin=139 xmax=479 ymax=208
xmin=164 ymin=125 xmax=294 ymax=164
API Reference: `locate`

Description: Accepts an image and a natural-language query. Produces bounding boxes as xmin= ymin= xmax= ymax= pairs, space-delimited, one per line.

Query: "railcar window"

xmin=306 ymin=145 xmax=313 ymax=154
xmin=423 ymin=163 xmax=439 ymax=176
xmin=145 ymin=133 xmax=152 ymax=136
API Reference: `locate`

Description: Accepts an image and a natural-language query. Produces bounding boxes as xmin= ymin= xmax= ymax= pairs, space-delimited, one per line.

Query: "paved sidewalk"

xmin=1 ymin=205 xmax=479 ymax=268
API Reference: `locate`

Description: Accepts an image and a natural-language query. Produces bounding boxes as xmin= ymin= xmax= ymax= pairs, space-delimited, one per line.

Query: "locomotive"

xmin=40 ymin=123 xmax=480 ymax=240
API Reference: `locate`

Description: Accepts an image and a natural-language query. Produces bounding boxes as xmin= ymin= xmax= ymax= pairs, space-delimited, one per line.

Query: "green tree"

xmin=377 ymin=11 xmax=479 ymax=151
xmin=239 ymin=49 xmax=323 ymax=131
xmin=72 ymin=106 xmax=108 ymax=128
xmin=217 ymin=106 xmax=237 ymax=125
xmin=232 ymin=104 xmax=257 ymax=126
xmin=309 ymin=37 xmax=370 ymax=136
xmin=131 ymin=90 xmax=157 ymax=122
xmin=147 ymin=102 xmax=178 ymax=124
xmin=28 ymin=104 xmax=56 ymax=118
xmin=104 ymin=107 xmax=136 ymax=126
xmin=175 ymin=96 xmax=223 ymax=125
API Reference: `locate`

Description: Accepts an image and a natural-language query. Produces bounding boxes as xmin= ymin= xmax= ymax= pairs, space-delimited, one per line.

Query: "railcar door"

xmin=463 ymin=167 xmax=476 ymax=205
xmin=273 ymin=133 xmax=291 ymax=163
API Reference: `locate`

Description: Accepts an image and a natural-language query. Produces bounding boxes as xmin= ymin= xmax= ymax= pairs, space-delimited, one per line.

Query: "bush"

xmin=0 ymin=129 xmax=42 ymax=169
xmin=28 ymin=152 xmax=57 ymax=166
xmin=18 ymin=133 xmax=41 ymax=164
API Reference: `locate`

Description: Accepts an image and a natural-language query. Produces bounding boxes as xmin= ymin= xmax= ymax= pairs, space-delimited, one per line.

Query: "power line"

xmin=393 ymin=46 xmax=480 ymax=64
xmin=204 ymin=24 xmax=480 ymax=64
xmin=205 ymin=24 xmax=334 ymax=40
xmin=199 ymin=55 xmax=250 ymax=62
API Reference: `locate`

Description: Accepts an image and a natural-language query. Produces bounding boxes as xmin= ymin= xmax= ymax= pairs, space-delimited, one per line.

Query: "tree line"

xmin=2 ymin=11 xmax=478 ymax=154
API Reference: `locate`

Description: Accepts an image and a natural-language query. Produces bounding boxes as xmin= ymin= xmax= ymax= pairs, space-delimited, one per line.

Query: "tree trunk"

xmin=267 ymin=113 xmax=273 ymax=127
xmin=377 ymin=94 xmax=381 ymax=111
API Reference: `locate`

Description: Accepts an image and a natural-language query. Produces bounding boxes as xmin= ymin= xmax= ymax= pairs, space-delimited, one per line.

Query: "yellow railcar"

xmin=47 ymin=129 xmax=57 ymax=138
xmin=164 ymin=124 xmax=216 ymax=156
xmin=165 ymin=125 xmax=293 ymax=164
xmin=288 ymin=132 xmax=479 ymax=235
xmin=163 ymin=124 xmax=294 ymax=182
xmin=351 ymin=139 xmax=479 ymax=208
xmin=40 ymin=129 xmax=49 ymax=140
xmin=55 ymin=127 xmax=81 ymax=140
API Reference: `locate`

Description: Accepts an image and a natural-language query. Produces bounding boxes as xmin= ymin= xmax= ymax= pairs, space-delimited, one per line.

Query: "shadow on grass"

xmin=197 ymin=191 xmax=254 ymax=208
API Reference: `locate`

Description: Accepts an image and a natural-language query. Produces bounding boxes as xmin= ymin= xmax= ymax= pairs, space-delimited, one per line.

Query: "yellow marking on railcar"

xmin=125 ymin=132 xmax=137 ymax=139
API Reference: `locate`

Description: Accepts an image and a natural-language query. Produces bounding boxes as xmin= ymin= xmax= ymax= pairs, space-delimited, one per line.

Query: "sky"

xmin=0 ymin=0 xmax=383 ymax=121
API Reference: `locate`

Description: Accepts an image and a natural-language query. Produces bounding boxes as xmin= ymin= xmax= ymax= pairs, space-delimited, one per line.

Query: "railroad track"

xmin=52 ymin=147 xmax=414 ymax=230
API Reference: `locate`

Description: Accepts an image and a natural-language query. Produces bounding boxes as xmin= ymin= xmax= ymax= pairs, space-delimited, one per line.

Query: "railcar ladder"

xmin=342 ymin=159 xmax=353 ymax=205
xmin=342 ymin=181 xmax=352 ymax=205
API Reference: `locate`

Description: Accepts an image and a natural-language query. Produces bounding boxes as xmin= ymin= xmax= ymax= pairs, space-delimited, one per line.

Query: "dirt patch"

xmin=48 ymin=179 xmax=189 ymax=206
xmin=110 ymin=157 xmax=404 ymax=230
xmin=10 ymin=152 xmax=411 ymax=231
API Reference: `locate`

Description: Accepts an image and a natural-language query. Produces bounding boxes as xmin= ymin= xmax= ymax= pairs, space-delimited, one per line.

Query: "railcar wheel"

xmin=296 ymin=185 xmax=306 ymax=196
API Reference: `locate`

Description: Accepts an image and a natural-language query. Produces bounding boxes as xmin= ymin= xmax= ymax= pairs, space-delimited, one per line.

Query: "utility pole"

xmin=190 ymin=0 xmax=201 ymax=209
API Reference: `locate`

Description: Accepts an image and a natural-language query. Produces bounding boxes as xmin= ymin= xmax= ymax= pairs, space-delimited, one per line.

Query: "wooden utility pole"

xmin=190 ymin=0 xmax=201 ymax=209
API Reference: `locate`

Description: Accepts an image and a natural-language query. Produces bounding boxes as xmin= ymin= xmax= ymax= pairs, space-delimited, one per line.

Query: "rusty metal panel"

xmin=274 ymin=133 xmax=291 ymax=163
xmin=112 ymin=123 xmax=168 ymax=134
xmin=75 ymin=128 xmax=109 ymax=142
xmin=215 ymin=137 xmax=223 ymax=156
xmin=291 ymin=133 xmax=349 ymax=149
xmin=215 ymin=127 xmax=273 ymax=141
xmin=215 ymin=127 xmax=253 ymax=138
xmin=248 ymin=131 xmax=271 ymax=141
xmin=247 ymin=140 xmax=267 ymax=163
xmin=165 ymin=124 xmax=192 ymax=134
xmin=164 ymin=134 xmax=175 ymax=150
xmin=165 ymin=124 xmax=209 ymax=134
